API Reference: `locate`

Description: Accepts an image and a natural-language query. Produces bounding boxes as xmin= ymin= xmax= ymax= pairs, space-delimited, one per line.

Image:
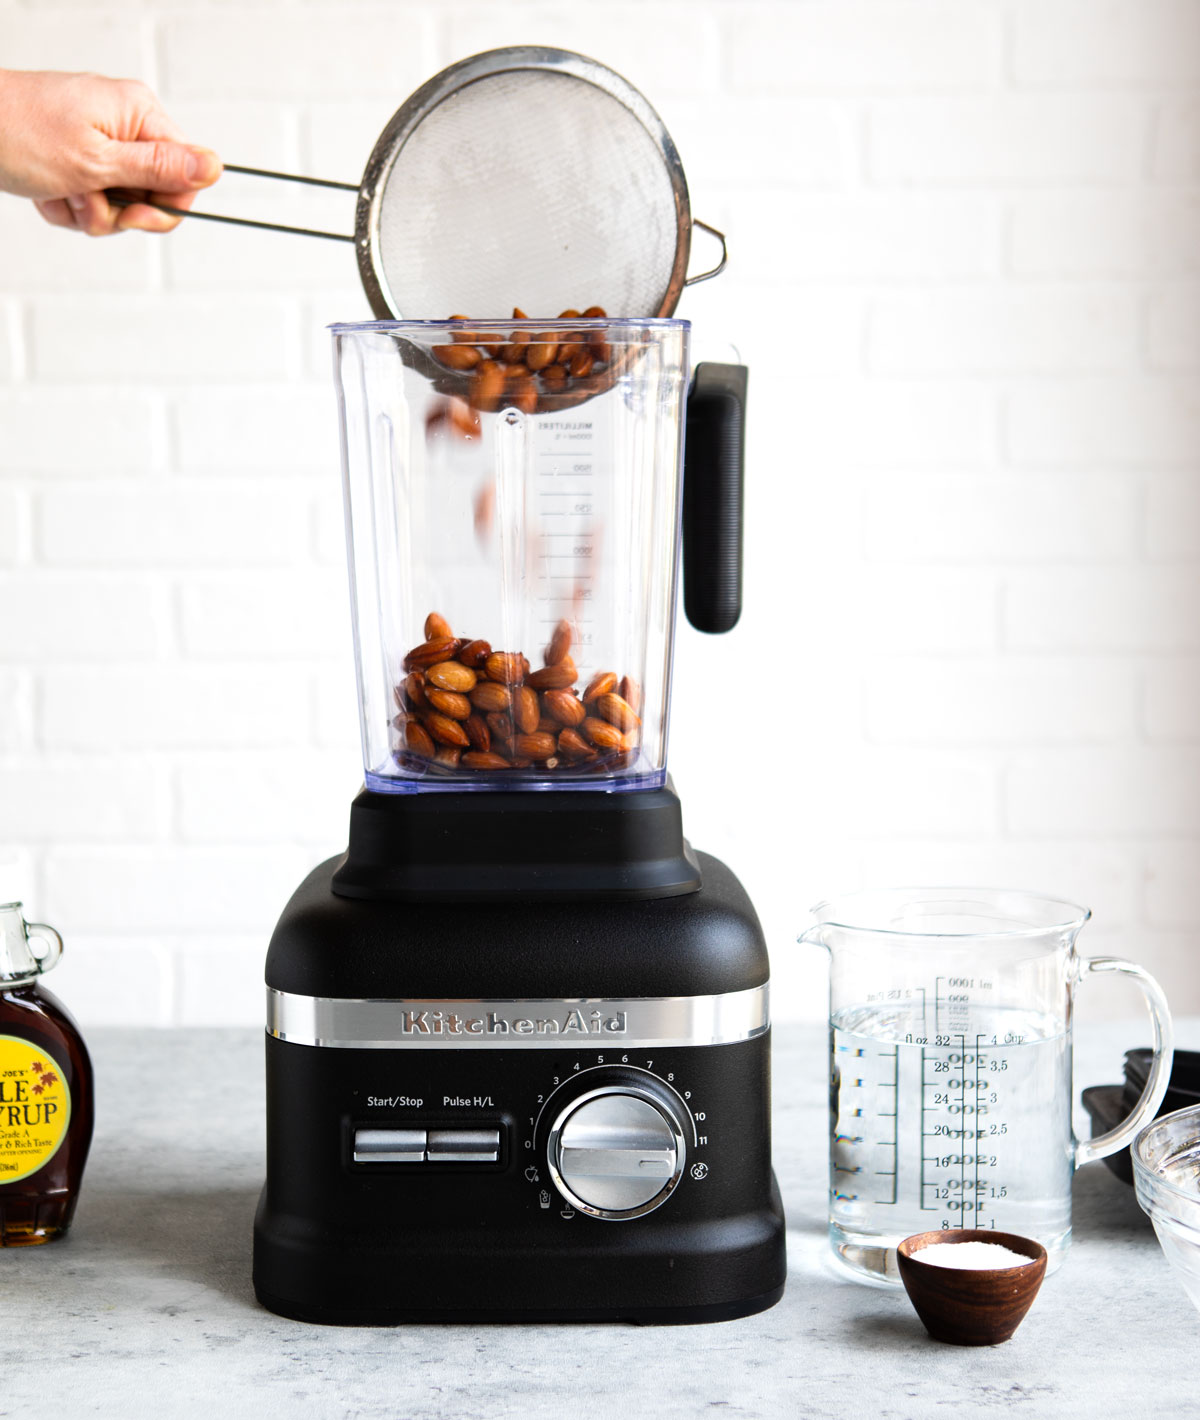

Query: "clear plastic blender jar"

xmin=334 ymin=318 xmax=690 ymax=793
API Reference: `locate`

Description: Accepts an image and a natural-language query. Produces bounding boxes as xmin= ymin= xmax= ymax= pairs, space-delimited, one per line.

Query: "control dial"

xmin=546 ymin=1081 xmax=688 ymax=1220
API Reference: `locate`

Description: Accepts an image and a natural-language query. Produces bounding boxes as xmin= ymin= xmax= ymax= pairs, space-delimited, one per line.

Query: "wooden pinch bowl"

xmin=897 ymin=1229 xmax=1048 ymax=1346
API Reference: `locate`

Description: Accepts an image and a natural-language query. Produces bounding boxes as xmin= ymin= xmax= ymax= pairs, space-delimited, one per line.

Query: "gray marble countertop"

xmin=1 ymin=1021 xmax=1197 ymax=1419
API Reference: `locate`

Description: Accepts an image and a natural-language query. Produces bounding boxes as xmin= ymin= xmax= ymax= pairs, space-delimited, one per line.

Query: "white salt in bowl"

xmin=896 ymin=1229 xmax=1047 ymax=1346
xmin=1133 ymin=1104 xmax=1200 ymax=1316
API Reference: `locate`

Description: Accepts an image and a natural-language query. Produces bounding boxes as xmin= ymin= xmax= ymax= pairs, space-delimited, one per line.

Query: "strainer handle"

xmin=684 ymin=220 xmax=728 ymax=286
xmin=105 ymin=163 xmax=357 ymax=243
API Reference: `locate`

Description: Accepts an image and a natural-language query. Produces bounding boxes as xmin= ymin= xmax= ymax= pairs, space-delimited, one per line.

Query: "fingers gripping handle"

xmin=1074 ymin=956 xmax=1174 ymax=1168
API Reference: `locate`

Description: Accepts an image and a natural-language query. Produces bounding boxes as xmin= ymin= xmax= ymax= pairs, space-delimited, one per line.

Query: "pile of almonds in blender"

xmin=393 ymin=613 xmax=642 ymax=775
xmin=432 ymin=306 xmax=611 ymax=415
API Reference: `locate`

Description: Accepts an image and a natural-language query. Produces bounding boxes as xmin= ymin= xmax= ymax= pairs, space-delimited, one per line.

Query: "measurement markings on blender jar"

xmin=535 ymin=419 xmax=598 ymax=640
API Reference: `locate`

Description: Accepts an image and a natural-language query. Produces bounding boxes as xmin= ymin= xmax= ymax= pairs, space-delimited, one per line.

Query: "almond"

xmin=544 ymin=618 xmax=572 ymax=666
xmin=457 ymin=638 xmax=492 ymax=668
xmin=485 ymin=652 xmax=526 ymax=685
xmin=514 ymin=732 xmax=557 ymax=761
xmin=558 ymin=308 xmax=581 ymax=319
xmin=500 ymin=330 xmax=531 ymax=363
xmin=540 ymin=364 xmax=567 ymax=389
xmin=470 ymin=680 xmax=512 ymax=713
xmin=527 ymin=658 xmax=577 ymax=691
xmin=424 ymin=711 xmax=470 ymax=748
xmin=512 ymin=306 xmax=529 ymax=320
xmin=536 ymin=715 xmax=559 ymax=736
xmin=556 ymin=728 xmax=596 ymax=762
xmin=582 ymin=306 xmax=606 ymax=318
xmin=432 ymin=343 xmax=481 ymax=370
xmin=568 ymin=348 xmax=595 ymax=379
xmin=486 ymin=711 xmax=514 ymax=741
xmin=463 ymin=752 xmax=512 ymax=771
xmin=426 ymin=688 xmax=472 ymax=720
xmin=470 ymin=362 xmax=506 ymax=412
xmin=525 ymin=336 xmax=558 ymax=371
xmin=619 ymin=675 xmax=642 ymax=713
xmin=542 ymin=689 xmax=586 ymax=727
xmin=404 ymin=636 xmax=459 ymax=671
xmin=426 ymin=660 xmax=477 ymax=693
xmin=582 ymin=716 xmax=624 ymax=751
xmin=434 ymin=746 xmax=462 ymax=768
xmin=402 ymin=671 xmax=428 ymax=710
xmin=582 ymin=670 xmax=617 ymax=703
xmin=425 ymin=612 xmax=453 ymax=641
xmin=513 ymin=685 xmax=540 ymax=735
xmin=465 ymin=712 xmax=491 ymax=753
xmin=404 ymin=720 xmax=435 ymax=759
xmin=506 ymin=374 xmax=538 ymax=414
xmin=448 ymin=398 xmax=481 ymax=437
xmin=596 ymin=692 xmax=640 ymax=732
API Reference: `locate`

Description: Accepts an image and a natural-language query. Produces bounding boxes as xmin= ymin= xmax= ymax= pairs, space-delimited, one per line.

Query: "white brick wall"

xmin=1 ymin=0 xmax=1198 ymax=1030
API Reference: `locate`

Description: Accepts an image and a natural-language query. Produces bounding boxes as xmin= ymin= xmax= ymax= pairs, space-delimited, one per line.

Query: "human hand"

xmin=0 ymin=69 xmax=221 ymax=235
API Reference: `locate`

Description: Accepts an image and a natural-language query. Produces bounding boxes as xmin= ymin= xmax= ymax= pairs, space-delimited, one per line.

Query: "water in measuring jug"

xmin=830 ymin=999 xmax=1073 ymax=1285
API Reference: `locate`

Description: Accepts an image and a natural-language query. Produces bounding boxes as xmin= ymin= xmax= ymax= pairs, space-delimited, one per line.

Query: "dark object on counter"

xmin=254 ymin=789 xmax=786 ymax=1325
xmin=0 ymin=897 xmax=94 ymax=1246
xmin=1082 ymin=1048 xmax=1200 ymax=1186
xmin=897 ymin=1230 xmax=1047 ymax=1347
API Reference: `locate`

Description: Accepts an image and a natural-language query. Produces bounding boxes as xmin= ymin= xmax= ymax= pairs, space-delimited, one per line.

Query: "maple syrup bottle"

xmin=0 ymin=893 xmax=93 ymax=1246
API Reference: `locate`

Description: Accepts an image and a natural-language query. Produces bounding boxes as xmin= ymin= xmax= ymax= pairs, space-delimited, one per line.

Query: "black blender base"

xmin=253 ymin=1176 xmax=786 ymax=1327
xmin=253 ymin=1286 xmax=786 ymax=1328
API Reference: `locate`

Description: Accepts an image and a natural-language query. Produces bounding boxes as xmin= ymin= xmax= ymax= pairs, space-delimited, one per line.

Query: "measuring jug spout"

xmin=797 ymin=925 xmax=829 ymax=953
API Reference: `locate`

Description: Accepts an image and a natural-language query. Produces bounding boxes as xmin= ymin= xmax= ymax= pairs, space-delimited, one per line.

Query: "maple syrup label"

xmin=0 ymin=1036 xmax=70 ymax=1183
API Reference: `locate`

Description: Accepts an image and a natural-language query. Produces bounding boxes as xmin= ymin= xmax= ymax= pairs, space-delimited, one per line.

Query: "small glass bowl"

xmin=1132 ymin=1103 xmax=1200 ymax=1314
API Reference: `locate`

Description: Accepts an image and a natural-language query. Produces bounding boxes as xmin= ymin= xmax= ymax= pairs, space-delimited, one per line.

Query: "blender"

xmin=252 ymin=316 xmax=787 ymax=1323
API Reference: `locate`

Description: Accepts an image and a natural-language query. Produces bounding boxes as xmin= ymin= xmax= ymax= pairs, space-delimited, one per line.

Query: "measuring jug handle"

xmin=1074 ymin=956 xmax=1174 ymax=1168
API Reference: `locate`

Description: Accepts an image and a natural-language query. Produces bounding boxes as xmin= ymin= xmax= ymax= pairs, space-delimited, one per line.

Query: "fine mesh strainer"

xmin=110 ymin=47 xmax=725 ymax=318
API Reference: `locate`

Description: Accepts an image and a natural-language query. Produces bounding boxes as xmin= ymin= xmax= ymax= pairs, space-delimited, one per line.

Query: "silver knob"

xmin=547 ymin=1084 xmax=687 ymax=1220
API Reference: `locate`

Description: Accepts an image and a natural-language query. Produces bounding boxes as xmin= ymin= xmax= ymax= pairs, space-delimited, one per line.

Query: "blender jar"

xmin=334 ymin=318 xmax=690 ymax=792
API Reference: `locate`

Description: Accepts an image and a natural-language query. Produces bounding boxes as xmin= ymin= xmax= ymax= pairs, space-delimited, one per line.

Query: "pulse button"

xmin=353 ymin=1126 xmax=501 ymax=1164
xmin=427 ymin=1129 xmax=500 ymax=1163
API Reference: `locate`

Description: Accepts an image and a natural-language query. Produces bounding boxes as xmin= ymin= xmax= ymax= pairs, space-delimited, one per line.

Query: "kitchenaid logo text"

xmin=396 ymin=1008 xmax=627 ymax=1038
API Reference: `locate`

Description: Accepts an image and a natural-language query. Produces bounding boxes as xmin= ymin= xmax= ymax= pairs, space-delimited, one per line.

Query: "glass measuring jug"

xmin=800 ymin=888 xmax=1174 ymax=1285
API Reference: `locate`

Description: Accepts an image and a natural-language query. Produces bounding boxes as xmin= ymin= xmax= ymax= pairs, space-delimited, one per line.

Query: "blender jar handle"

xmin=683 ymin=363 xmax=745 ymax=634
xmin=1074 ymin=956 xmax=1174 ymax=1168
xmin=24 ymin=922 xmax=63 ymax=975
